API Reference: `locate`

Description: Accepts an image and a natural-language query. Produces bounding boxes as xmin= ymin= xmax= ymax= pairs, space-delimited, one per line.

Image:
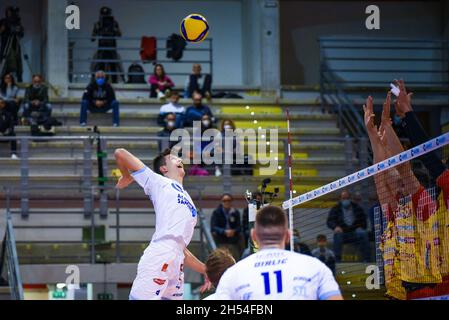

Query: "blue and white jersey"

xmin=215 ymin=248 xmax=341 ymax=300
xmin=131 ymin=166 xmax=197 ymax=247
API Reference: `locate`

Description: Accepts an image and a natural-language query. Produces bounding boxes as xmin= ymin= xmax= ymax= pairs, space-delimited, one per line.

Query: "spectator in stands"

xmin=157 ymin=90 xmax=185 ymax=128
xmin=148 ymin=63 xmax=174 ymax=99
xmin=204 ymin=248 xmax=236 ymax=300
xmin=288 ymin=229 xmax=312 ymax=256
xmin=312 ymin=234 xmax=336 ymax=275
xmin=352 ymin=191 xmax=362 ymax=205
xmin=79 ymin=70 xmax=120 ymax=127
xmin=0 ymin=98 xmax=17 ymax=158
xmin=21 ymin=74 xmax=52 ymax=126
xmin=184 ymin=91 xmax=215 ymax=127
xmin=157 ymin=112 xmax=178 ymax=152
xmin=211 ymin=193 xmax=242 ymax=260
xmin=0 ymin=73 xmax=19 ymax=124
xmin=326 ymin=189 xmax=370 ymax=262
xmin=184 ymin=63 xmax=212 ymax=99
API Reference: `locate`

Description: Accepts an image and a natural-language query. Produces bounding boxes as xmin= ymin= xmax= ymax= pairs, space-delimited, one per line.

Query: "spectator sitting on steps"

xmin=21 ymin=74 xmax=52 ymax=127
xmin=0 ymin=97 xmax=17 ymax=158
xmin=157 ymin=90 xmax=185 ymax=128
xmin=326 ymin=189 xmax=370 ymax=262
xmin=79 ymin=70 xmax=120 ymax=127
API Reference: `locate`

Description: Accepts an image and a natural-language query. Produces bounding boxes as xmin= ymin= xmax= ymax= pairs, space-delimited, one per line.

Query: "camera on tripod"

xmin=4 ymin=7 xmax=22 ymax=35
xmin=99 ymin=7 xmax=115 ymax=36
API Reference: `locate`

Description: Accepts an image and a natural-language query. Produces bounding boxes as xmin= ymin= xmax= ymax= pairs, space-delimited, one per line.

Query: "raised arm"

xmin=114 ymin=148 xmax=145 ymax=189
xmin=380 ymin=92 xmax=421 ymax=196
xmin=394 ymin=79 xmax=447 ymax=180
xmin=363 ymin=96 xmax=397 ymax=212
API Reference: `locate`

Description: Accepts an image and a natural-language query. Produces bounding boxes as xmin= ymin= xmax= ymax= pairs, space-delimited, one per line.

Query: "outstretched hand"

xmin=363 ymin=96 xmax=376 ymax=134
xmin=393 ymin=79 xmax=413 ymax=118
xmin=199 ymin=275 xmax=213 ymax=294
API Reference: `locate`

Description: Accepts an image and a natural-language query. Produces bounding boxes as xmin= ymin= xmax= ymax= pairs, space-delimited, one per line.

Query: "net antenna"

xmin=285 ymin=108 xmax=294 ymax=251
xmin=282 ymin=132 xmax=449 ymax=210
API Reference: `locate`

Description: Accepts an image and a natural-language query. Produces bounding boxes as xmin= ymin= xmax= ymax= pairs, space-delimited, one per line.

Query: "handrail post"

xmin=6 ymin=209 xmax=24 ymax=300
xmin=90 ymin=186 xmax=96 ymax=264
xmin=83 ymin=137 xmax=93 ymax=218
xmin=115 ymin=188 xmax=121 ymax=263
xmin=5 ymin=187 xmax=11 ymax=213
xmin=20 ymin=138 xmax=29 ymax=218
xmin=99 ymin=137 xmax=108 ymax=218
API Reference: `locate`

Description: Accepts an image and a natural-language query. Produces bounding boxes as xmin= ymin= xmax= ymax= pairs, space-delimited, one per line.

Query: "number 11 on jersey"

xmin=261 ymin=270 xmax=283 ymax=295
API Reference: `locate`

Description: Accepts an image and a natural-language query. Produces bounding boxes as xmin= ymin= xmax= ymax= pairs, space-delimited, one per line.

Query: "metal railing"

xmin=2 ymin=184 xmax=216 ymax=265
xmin=0 ymin=195 xmax=24 ymax=300
xmin=68 ymin=36 xmax=213 ymax=84
xmin=318 ymin=37 xmax=449 ymax=87
xmin=0 ymin=134 xmax=371 ymax=264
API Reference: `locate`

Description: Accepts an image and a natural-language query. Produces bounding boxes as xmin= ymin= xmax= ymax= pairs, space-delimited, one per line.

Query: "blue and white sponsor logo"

xmin=293 ymin=285 xmax=307 ymax=297
xmin=171 ymin=182 xmax=184 ymax=193
xmin=242 ymin=292 xmax=253 ymax=300
xmin=177 ymin=194 xmax=197 ymax=217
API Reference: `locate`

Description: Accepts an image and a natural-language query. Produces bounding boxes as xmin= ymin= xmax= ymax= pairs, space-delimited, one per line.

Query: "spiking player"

xmin=215 ymin=205 xmax=343 ymax=300
xmin=114 ymin=148 xmax=210 ymax=300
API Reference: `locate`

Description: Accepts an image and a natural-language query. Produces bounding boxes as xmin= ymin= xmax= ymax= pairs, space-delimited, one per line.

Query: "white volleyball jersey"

xmin=131 ymin=166 xmax=197 ymax=248
xmin=215 ymin=248 xmax=341 ymax=300
xmin=160 ymin=102 xmax=185 ymax=114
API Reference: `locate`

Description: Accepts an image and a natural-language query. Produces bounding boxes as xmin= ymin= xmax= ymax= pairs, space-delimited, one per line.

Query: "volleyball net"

xmin=282 ymin=131 xmax=449 ymax=300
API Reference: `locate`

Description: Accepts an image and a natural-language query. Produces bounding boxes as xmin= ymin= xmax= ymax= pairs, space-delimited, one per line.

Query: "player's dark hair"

xmin=317 ymin=234 xmax=327 ymax=242
xmin=153 ymin=148 xmax=172 ymax=175
xmin=255 ymin=205 xmax=287 ymax=245
xmin=205 ymin=249 xmax=236 ymax=288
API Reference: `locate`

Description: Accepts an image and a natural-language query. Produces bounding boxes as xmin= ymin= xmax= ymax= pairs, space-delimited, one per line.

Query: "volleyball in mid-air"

xmin=180 ymin=14 xmax=209 ymax=43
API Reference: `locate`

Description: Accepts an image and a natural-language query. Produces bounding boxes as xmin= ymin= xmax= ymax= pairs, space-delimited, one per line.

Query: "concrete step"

xmin=15 ymin=241 xmax=204 ymax=265
xmin=0 ymin=160 xmax=347 ymax=180
xmin=0 ymin=287 xmax=11 ymax=300
xmin=3 ymin=140 xmax=345 ymax=160
xmin=13 ymin=125 xmax=341 ymax=137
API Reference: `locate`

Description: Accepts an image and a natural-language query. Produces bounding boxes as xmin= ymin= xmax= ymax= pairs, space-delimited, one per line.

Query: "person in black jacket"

xmin=210 ymin=193 xmax=242 ymax=260
xmin=327 ymin=189 xmax=370 ymax=262
xmin=79 ymin=70 xmax=120 ymax=126
xmin=184 ymin=64 xmax=212 ymax=99
xmin=21 ymin=74 xmax=52 ymax=126
xmin=0 ymin=98 xmax=17 ymax=158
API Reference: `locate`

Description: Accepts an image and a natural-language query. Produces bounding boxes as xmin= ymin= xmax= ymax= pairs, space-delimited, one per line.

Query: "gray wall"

xmin=280 ymin=1 xmax=445 ymax=86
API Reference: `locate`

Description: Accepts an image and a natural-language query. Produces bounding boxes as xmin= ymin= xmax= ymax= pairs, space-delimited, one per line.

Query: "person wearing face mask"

xmin=157 ymin=91 xmax=185 ymax=128
xmin=183 ymin=91 xmax=215 ymax=127
xmin=21 ymin=74 xmax=52 ymax=126
xmin=79 ymin=70 xmax=120 ymax=127
xmin=157 ymin=112 xmax=179 ymax=152
xmin=326 ymin=189 xmax=370 ymax=262
xmin=311 ymin=235 xmax=336 ymax=275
